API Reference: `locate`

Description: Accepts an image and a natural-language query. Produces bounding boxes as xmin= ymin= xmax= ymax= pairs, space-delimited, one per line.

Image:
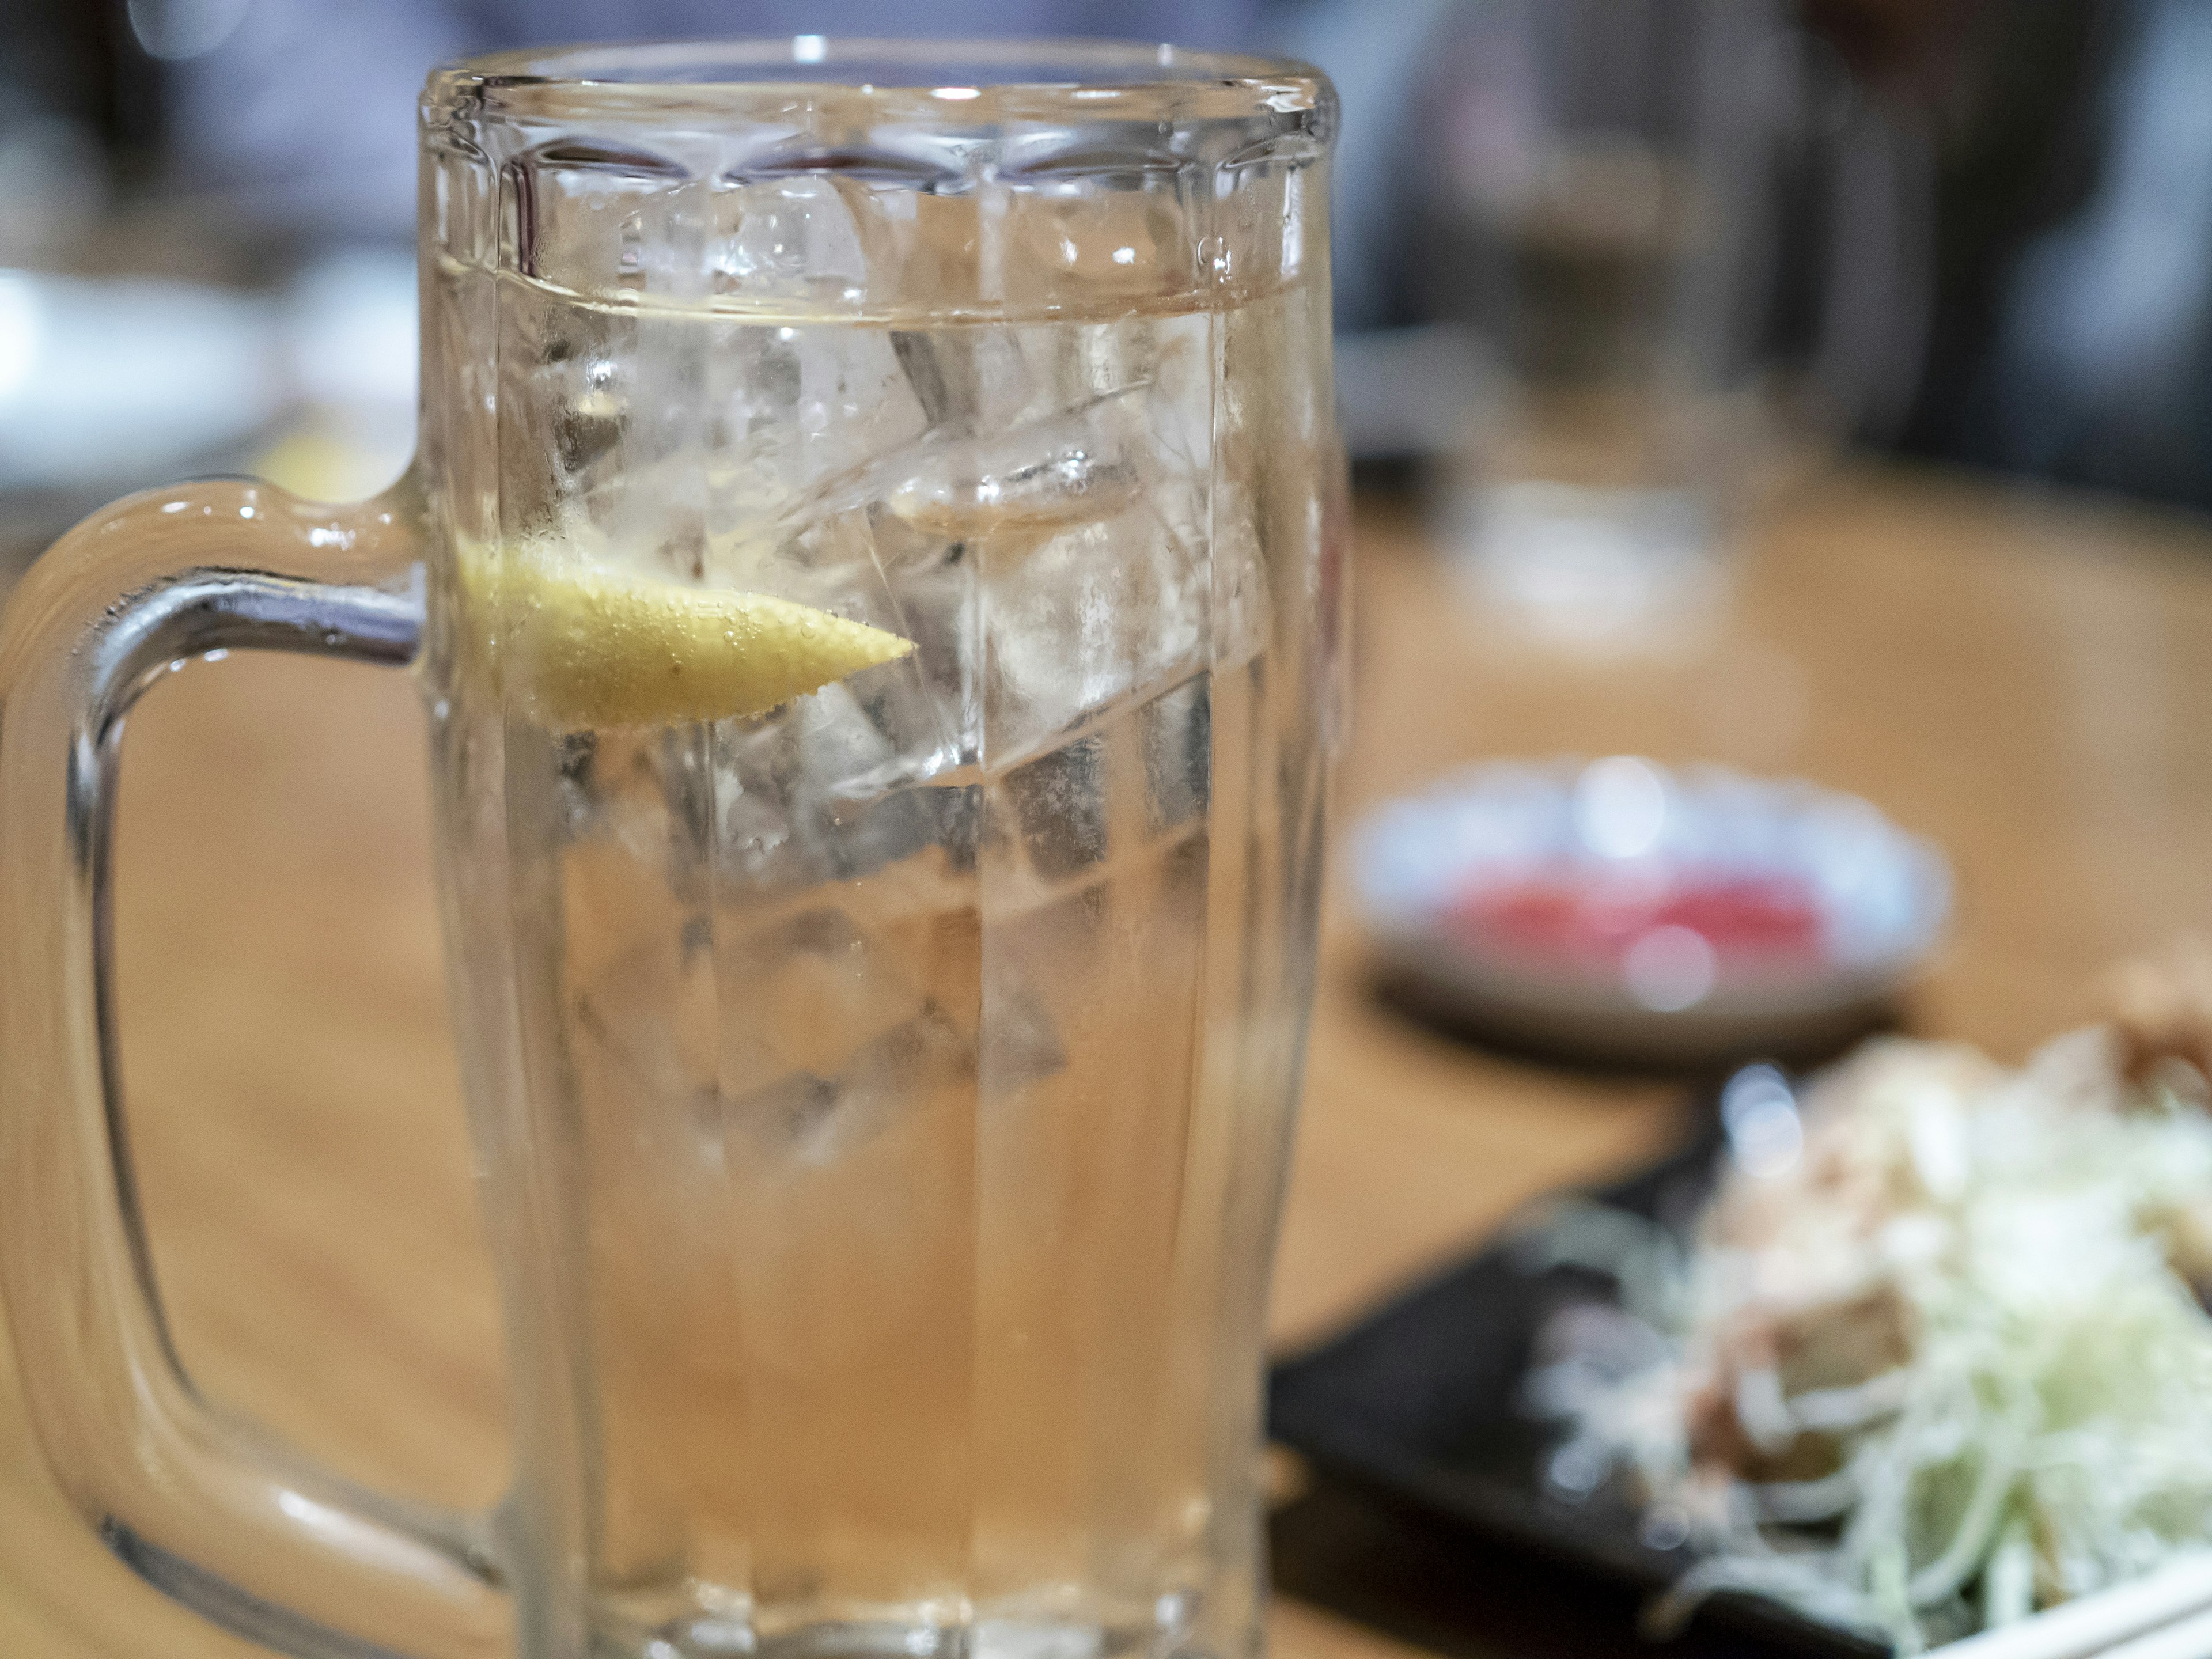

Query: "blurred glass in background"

xmin=1402 ymin=0 xmax=1927 ymax=648
xmin=1 ymin=0 xmax=2209 ymax=583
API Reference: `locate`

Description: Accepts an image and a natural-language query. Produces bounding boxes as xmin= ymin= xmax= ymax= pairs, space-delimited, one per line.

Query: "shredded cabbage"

xmin=1527 ymin=1031 xmax=2212 ymax=1653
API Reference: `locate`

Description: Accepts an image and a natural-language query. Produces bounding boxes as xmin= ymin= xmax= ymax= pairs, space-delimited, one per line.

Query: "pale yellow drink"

xmin=427 ymin=270 xmax=1332 ymax=1659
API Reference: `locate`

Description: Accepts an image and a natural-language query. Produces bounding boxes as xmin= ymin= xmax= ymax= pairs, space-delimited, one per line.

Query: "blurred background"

xmin=4 ymin=0 xmax=2209 ymax=563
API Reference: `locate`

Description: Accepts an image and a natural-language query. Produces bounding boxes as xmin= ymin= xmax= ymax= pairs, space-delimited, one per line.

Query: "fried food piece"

xmin=2107 ymin=934 xmax=2212 ymax=1090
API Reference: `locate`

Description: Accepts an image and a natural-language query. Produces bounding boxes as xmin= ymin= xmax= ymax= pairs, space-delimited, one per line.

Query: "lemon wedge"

xmin=464 ymin=547 xmax=914 ymax=729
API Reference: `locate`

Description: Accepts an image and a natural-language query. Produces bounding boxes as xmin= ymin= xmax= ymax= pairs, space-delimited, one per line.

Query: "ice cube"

xmin=568 ymin=929 xmax=724 ymax=1176
xmin=976 ymin=984 xmax=1067 ymax=1101
xmin=1209 ymin=478 xmax=1273 ymax=671
xmin=721 ymin=173 xmax=870 ymax=296
xmin=669 ymin=349 xmax=1230 ymax=873
xmin=884 ymin=398 xmax=1142 ymax=546
xmin=1139 ymin=675 xmax=1210 ymax=836
xmin=999 ymin=734 xmax=1109 ymax=880
xmin=889 ymin=326 xmax=1037 ymax=437
xmin=692 ymin=369 xmax=1213 ymax=786
xmin=694 ymin=317 xmax=930 ymax=555
xmin=712 ymin=676 xmax=974 ymax=891
xmin=694 ymin=387 xmax=1192 ymax=887
xmin=717 ymin=905 xmax=974 ymax=1165
xmin=870 ymin=382 xmax=1216 ymax=766
xmin=739 ymin=906 xmax=929 ymax=1070
xmin=761 ymin=1002 xmax=971 ymax=1165
xmin=980 ymin=497 xmax=1210 ymax=766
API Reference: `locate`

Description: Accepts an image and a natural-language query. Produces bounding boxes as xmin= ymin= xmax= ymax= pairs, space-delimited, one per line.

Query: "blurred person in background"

xmin=149 ymin=0 xmax=1283 ymax=243
xmin=1789 ymin=0 xmax=2212 ymax=507
xmin=1378 ymin=0 xmax=2212 ymax=510
xmin=3 ymin=0 xmax=2210 ymax=509
xmin=1938 ymin=1 xmax=2212 ymax=507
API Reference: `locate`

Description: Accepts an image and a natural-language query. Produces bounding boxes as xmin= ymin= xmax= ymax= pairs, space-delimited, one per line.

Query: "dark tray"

xmin=1266 ymin=1124 xmax=1887 ymax=1658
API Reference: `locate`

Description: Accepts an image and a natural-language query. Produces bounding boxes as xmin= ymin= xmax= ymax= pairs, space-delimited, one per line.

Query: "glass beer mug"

xmin=0 ymin=39 xmax=1342 ymax=1659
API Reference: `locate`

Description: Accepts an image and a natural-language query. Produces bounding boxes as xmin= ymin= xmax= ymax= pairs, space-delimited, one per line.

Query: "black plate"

xmin=1267 ymin=1124 xmax=1888 ymax=1658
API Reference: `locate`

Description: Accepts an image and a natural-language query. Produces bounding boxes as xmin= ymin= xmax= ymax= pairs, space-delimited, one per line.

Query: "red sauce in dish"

xmin=1446 ymin=868 xmax=1827 ymax=974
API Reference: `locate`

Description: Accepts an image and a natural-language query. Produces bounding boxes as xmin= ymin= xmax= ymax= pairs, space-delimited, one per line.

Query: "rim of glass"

xmin=430 ymin=36 xmax=1331 ymax=121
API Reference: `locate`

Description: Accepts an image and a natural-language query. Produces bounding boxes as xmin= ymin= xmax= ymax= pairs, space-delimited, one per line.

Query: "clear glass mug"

xmin=0 ymin=40 xmax=1342 ymax=1659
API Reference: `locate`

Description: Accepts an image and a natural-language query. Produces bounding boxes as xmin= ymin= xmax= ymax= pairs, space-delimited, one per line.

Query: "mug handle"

xmin=0 ymin=474 xmax=507 ymax=1659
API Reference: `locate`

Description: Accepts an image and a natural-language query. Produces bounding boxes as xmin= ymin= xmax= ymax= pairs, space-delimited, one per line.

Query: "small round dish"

xmin=1352 ymin=758 xmax=1950 ymax=1067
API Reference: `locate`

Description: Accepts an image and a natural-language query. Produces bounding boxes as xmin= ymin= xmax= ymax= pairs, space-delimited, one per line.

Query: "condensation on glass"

xmin=0 ymin=38 xmax=1343 ymax=1659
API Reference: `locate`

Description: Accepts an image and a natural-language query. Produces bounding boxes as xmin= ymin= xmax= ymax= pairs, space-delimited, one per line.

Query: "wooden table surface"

xmin=5 ymin=464 xmax=2212 ymax=1657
